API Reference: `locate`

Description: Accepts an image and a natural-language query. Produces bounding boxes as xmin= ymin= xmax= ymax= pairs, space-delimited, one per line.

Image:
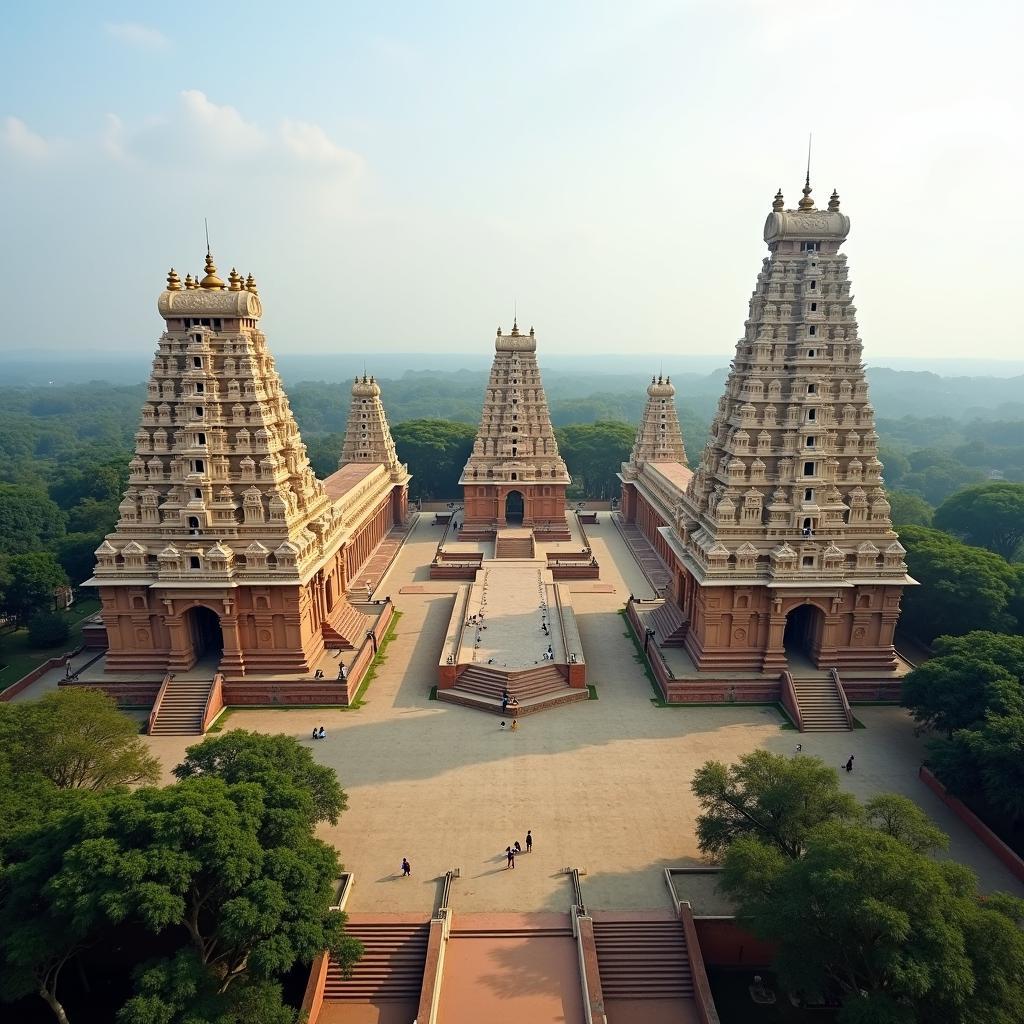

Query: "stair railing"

xmin=147 ymin=672 xmax=173 ymax=735
xmin=831 ymin=667 xmax=854 ymax=730
xmin=779 ymin=670 xmax=805 ymax=733
xmin=417 ymin=870 xmax=456 ymax=1024
xmin=201 ymin=672 xmax=225 ymax=733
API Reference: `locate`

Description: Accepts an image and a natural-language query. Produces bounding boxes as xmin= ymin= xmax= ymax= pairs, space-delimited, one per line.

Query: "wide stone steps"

xmin=649 ymin=600 xmax=688 ymax=646
xmin=793 ymin=677 xmax=851 ymax=731
xmin=324 ymin=922 xmax=429 ymax=1001
xmin=456 ymin=664 xmax=568 ymax=700
xmin=438 ymin=685 xmax=589 ymax=716
xmin=593 ymin=920 xmax=694 ymax=999
xmin=323 ymin=601 xmax=371 ymax=650
xmin=495 ymin=539 xmax=535 ymax=558
xmin=149 ymin=679 xmax=212 ymax=735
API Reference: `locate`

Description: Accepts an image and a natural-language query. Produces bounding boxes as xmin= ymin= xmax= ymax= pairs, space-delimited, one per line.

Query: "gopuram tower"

xmin=668 ymin=182 xmax=911 ymax=673
xmin=339 ymin=374 xmax=403 ymax=473
xmin=90 ymin=255 xmax=388 ymax=678
xmin=459 ymin=322 xmax=571 ymax=538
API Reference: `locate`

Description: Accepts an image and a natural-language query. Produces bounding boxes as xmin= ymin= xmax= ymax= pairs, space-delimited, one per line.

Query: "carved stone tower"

xmin=339 ymin=375 xmax=402 ymax=473
xmin=459 ymin=322 xmax=571 ymax=538
xmin=671 ymin=183 xmax=911 ymax=672
xmin=623 ymin=375 xmax=688 ymax=476
xmin=93 ymin=255 xmax=345 ymax=676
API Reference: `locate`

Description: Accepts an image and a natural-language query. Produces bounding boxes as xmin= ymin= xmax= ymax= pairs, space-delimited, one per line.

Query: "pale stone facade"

xmin=91 ymin=256 xmax=408 ymax=678
xmin=623 ymin=375 xmax=688 ymax=476
xmin=459 ymin=323 xmax=571 ymax=537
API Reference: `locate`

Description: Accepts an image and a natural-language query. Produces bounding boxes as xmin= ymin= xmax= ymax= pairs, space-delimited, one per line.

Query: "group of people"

xmin=500 ymin=718 xmax=520 ymax=732
xmin=500 ymin=689 xmax=519 ymax=712
xmin=505 ymin=830 xmax=533 ymax=868
xmin=310 ymin=725 xmax=327 ymax=740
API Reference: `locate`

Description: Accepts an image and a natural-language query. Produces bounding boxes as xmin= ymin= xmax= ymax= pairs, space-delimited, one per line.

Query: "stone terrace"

xmin=138 ymin=515 xmax=1024 ymax=916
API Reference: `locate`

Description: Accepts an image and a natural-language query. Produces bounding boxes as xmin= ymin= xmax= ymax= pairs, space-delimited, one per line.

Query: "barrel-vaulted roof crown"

xmin=763 ymin=209 xmax=850 ymax=245
xmin=157 ymin=287 xmax=263 ymax=320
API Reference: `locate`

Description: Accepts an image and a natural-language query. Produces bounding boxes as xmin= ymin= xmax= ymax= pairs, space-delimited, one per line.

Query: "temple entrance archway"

xmin=505 ymin=490 xmax=524 ymax=524
xmin=185 ymin=606 xmax=223 ymax=663
xmin=784 ymin=603 xmax=824 ymax=667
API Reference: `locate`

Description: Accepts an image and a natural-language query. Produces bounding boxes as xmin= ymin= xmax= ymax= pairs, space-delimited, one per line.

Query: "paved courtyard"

xmin=143 ymin=515 xmax=1024 ymax=915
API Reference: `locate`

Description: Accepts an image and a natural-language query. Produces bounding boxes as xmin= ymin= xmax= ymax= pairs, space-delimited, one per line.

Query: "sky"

xmin=2 ymin=1 xmax=1022 ymax=363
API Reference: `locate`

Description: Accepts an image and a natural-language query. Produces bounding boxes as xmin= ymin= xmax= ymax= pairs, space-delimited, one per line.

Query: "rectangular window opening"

xmin=803 ymin=461 xmax=815 ymax=476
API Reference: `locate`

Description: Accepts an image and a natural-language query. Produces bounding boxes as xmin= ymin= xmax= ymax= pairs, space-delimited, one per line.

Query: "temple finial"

xmin=200 ymin=251 xmax=225 ymax=290
xmin=798 ymin=134 xmax=814 ymax=210
xmin=166 ymin=268 xmax=182 ymax=291
xmin=772 ymin=187 xmax=784 ymax=212
xmin=828 ymin=188 xmax=840 ymax=212
xmin=228 ymin=268 xmax=242 ymax=292
xmin=245 ymin=272 xmax=258 ymax=295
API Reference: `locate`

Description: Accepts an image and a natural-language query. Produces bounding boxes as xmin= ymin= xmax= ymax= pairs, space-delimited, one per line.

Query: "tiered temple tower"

xmin=92 ymin=255 xmax=353 ymax=676
xmin=459 ymin=322 xmax=571 ymax=537
xmin=339 ymin=375 xmax=402 ymax=471
xmin=623 ymin=375 xmax=688 ymax=476
xmin=669 ymin=182 xmax=911 ymax=672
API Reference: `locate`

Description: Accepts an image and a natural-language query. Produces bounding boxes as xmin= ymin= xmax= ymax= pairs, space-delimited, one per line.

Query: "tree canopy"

xmin=898 ymin=526 xmax=1019 ymax=642
xmin=555 ymin=421 xmax=636 ymax=500
xmin=691 ymin=749 xmax=860 ymax=859
xmin=0 ymin=551 xmax=69 ymax=624
xmin=934 ymin=482 xmax=1024 ymax=561
xmin=390 ymin=419 xmax=477 ymax=501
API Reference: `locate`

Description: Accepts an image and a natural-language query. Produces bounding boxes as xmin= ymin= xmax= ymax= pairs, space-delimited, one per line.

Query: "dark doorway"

xmin=505 ymin=490 xmax=525 ymax=524
xmin=187 ymin=606 xmax=223 ymax=662
xmin=784 ymin=603 xmax=823 ymax=665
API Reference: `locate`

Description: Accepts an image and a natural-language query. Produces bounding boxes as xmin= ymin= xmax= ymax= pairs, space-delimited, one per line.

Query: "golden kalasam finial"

xmin=529 ymin=326 xmax=535 ymax=336
xmin=166 ymin=268 xmax=182 ymax=291
xmin=184 ymin=273 xmax=196 ymax=290
xmin=244 ymin=273 xmax=258 ymax=295
xmin=828 ymin=188 xmax=840 ymax=212
xmin=772 ymin=187 xmax=784 ymax=212
xmin=199 ymin=252 xmax=225 ymax=290
xmin=228 ymin=268 xmax=242 ymax=292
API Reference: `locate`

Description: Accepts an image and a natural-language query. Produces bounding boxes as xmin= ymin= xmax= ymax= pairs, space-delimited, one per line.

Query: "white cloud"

xmin=105 ymin=22 xmax=169 ymax=50
xmin=281 ymin=119 xmax=365 ymax=173
xmin=178 ymin=89 xmax=267 ymax=158
xmin=2 ymin=116 xmax=59 ymax=159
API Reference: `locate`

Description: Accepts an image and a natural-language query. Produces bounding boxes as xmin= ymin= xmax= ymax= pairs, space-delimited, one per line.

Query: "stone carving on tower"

xmin=669 ymin=181 xmax=912 ymax=673
xmin=459 ymin=322 xmax=571 ymax=538
xmin=92 ymin=253 xmax=347 ymax=676
xmin=339 ymin=375 xmax=407 ymax=481
xmin=622 ymin=375 xmax=688 ymax=479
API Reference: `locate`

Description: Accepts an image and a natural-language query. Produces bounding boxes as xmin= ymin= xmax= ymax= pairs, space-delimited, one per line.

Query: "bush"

xmin=27 ymin=611 xmax=70 ymax=648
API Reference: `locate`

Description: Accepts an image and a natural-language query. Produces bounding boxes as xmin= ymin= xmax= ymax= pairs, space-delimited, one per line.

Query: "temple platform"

xmin=437 ymin=557 xmax=588 ymax=715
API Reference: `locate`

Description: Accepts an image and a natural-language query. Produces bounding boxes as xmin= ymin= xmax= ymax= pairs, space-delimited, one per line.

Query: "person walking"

xmin=506 ymin=846 xmax=515 ymax=869
xmin=526 ymin=830 xmax=533 ymax=853
xmin=514 ymin=840 xmax=522 ymax=854
xmin=510 ymin=719 xmax=519 ymax=733
xmin=401 ymin=857 xmax=411 ymax=877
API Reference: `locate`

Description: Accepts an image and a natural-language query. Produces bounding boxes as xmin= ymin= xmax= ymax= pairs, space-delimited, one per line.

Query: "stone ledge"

xmin=436 ymin=686 xmax=589 ymax=717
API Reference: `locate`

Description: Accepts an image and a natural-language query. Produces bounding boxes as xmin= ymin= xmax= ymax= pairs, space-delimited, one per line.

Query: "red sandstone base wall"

xmin=694 ymin=918 xmax=777 ymax=968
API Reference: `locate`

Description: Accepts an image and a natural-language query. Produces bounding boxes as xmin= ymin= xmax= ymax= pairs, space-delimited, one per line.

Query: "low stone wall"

xmin=548 ymin=562 xmax=600 ymax=580
xmin=840 ymin=678 xmax=903 ymax=702
xmin=1 ymin=645 xmax=84 ymax=702
xmin=693 ymin=918 xmax=777 ymax=968
xmin=429 ymin=563 xmax=479 ymax=580
xmin=919 ymin=766 xmax=1024 ymax=883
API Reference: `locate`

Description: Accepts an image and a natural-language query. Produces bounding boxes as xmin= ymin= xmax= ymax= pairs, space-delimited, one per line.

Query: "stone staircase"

xmin=322 ymin=601 xmax=371 ymax=649
xmin=792 ymin=674 xmax=852 ymax=731
xmin=614 ymin=518 xmax=672 ymax=592
xmin=456 ymin=664 xmax=567 ymax=700
xmin=323 ymin=921 xmax=429 ymax=1002
xmin=593 ymin=918 xmax=694 ymax=1000
xmin=648 ymin=599 xmax=689 ymax=646
xmin=149 ymin=676 xmax=213 ymax=735
xmin=495 ymin=530 xmax=536 ymax=559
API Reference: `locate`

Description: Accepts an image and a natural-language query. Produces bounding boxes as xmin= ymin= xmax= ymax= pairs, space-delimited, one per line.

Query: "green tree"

xmin=898 ymin=527 xmax=1018 ymax=642
xmin=390 ymin=419 xmax=476 ymax=501
xmin=55 ymin=777 xmax=359 ymax=1018
xmin=173 ymin=729 xmax=347 ymax=825
xmin=555 ymin=421 xmax=636 ymax=499
xmin=719 ymin=823 xmax=1024 ymax=1024
xmin=690 ymin=750 xmax=859 ymax=859
xmin=862 ymin=793 xmax=949 ymax=853
xmin=887 ymin=489 xmax=933 ymax=527
xmin=56 ymin=532 xmax=105 ymax=587
xmin=934 ymin=482 xmax=1024 ymax=561
xmin=0 ymin=484 xmax=65 ymax=556
xmin=26 ymin=612 xmax=70 ymax=648
xmin=0 ymin=551 xmax=68 ymax=624
xmin=0 ymin=688 xmax=160 ymax=792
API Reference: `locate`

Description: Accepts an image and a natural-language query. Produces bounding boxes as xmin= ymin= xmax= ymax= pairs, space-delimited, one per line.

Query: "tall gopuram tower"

xmin=618 ymin=374 xmax=691 ymax=550
xmin=91 ymin=255 xmax=403 ymax=679
xmin=669 ymin=182 xmax=911 ymax=673
xmin=459 ymin=322 xmax=571 ymax=538
xmin=339 ymin=374 xmax=402 ymax=472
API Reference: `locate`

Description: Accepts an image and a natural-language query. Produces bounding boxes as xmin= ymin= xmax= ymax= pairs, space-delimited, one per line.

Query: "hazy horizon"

xmin=3 ymin=2 xmax=1022 ymax=360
